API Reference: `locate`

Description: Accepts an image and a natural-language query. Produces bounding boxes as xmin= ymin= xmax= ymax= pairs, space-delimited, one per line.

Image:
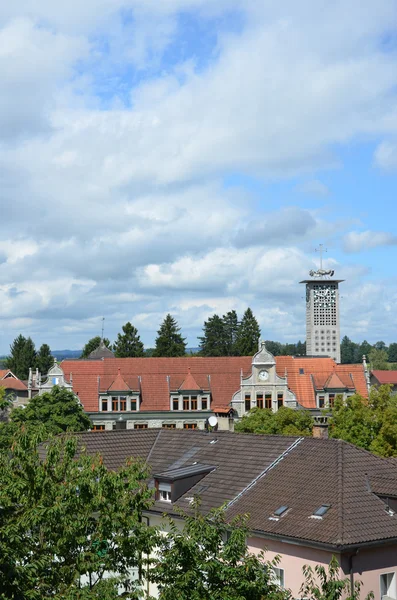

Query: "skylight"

xmin=274 ymin=505 xmax=289 ymax=517
xmin=269 ymin=505 xmax=289 ymax=521
xmin=311 ymin=504 xmax=331 ymax=518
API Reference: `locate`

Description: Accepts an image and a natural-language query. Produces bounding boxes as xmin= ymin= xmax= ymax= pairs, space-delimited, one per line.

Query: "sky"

xmin=1 ymin=0 xmax=397 ymax=353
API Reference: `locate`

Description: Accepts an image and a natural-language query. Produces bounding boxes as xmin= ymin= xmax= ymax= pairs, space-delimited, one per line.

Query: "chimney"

xmin=312 ymin=416 xmax=329 ymax=439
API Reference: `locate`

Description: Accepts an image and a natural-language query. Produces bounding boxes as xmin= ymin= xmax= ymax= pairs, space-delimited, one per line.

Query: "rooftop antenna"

xmin=315 ymin=244 xmax=327 ymax=270
xmin=101 ymin=317 xmax=105 ymax=340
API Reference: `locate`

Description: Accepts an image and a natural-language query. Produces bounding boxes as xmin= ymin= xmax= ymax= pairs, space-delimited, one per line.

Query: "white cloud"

xmin=296 ymin=179 xmax=330 ymax=197
xmin=374 ymin=140 xmax=397 ymax=171
xmin=343 ymin=230 xmax=397 ymax=253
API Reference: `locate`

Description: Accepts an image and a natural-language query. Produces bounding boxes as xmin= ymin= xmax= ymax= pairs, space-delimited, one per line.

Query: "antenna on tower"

xmin=315 ymin=244 xmax=327 ymax=270
xmin=101 ymin=317 xmax=105 ymax=340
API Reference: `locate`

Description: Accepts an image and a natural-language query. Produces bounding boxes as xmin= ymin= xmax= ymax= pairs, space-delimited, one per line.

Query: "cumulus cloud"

xmin=343 ymin=230 xmax=397 ymax=253
xmin=0 ymin=0 xmax=396 ymax=350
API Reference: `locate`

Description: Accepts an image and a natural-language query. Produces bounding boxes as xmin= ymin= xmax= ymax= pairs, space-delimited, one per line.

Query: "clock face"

xmin=258 ymin=369 xmax=269 ymax=381
xmin=313 ymin=285 xmax=336 ymax=308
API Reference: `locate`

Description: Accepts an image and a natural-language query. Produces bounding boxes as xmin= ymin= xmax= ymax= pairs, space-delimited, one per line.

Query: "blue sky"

xmin=0 ymin=0 xmax=397 ymax=353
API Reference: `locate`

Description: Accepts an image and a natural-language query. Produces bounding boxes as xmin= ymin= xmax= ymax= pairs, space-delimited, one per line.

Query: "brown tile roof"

xmin=371 ymin=370 xmax=397 ymax=385
xmin=108 ymin=368 xmax=131 ymax=392
xmin=0 ymin=369 xmax=28 ymax=391
xmin=71 ymin=429 xmax=397 ymax=549
xmin=61 ymin=356 xmax=368 ymax=413
xmin=178 ymin=368 xmax=202 ymax=391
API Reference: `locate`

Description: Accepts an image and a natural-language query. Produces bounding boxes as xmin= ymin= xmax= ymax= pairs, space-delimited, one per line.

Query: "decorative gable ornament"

xmin=252 ymin=340 xmax=276 ymax=367
xmin=38 ymin=359 xmax=73 ymax=395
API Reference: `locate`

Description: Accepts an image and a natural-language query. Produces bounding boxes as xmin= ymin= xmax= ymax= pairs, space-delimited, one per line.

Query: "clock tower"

xmin=300 ymin=251 xmax=344 ymax=363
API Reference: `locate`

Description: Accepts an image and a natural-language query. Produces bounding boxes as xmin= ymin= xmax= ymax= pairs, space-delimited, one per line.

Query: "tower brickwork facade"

xmin=300 ymin=276 xmax=344 ymax=363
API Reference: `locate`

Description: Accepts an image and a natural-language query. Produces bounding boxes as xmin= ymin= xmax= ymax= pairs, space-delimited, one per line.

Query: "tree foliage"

xmin=300 ymin=555 xmax=373 ymax=600
xmin=199 ymin=314 xmax=227 ymax=356
xmin=5 ymin=334 xmax=36 ymax=380
xmin=10 ymin=386 xmax=92 ymax=436
xmin=0 ymin=429 xmax=156 ymax=599
xmin=36 ymin=343 xmax=53 ymax=375
xmin=329 ymin=386 xmax=397 ymax=457
xmin=81 ymin=336 xmax=112 ymax=359
xmin=235 ymin=308 xmax=261 ymax=356
xmin=368 ymin=347 xmax=389 ymax=370
xmin=153 ymin=314 xmax=186 ymax=357
xmin=151 ymin=501 xmax=289 ymax=600
xmin=235 ymin=407 xmax=313 ymax=437
xmin=113 ymin=322 xmax=145 ymax=358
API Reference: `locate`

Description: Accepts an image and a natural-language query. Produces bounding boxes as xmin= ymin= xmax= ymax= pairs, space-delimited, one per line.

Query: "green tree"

xmin=113 ymin=322 xmax=145 ymax=358
xmin=388 ymin=343 xmax=397 ymax=363
xmin=222 ymin=310 xmax=240 ymax=355
xmin=235 ymin=407 xmax=313 ymax=437
xmin=329 ymin=386 xmax=397 ymax=457
xmin=264 ymin=341 xmax=282 ymax=356
xmin=199 ymin=314 xmax=226 ymax=356
xmin=81 ymin=336 xmax=111 ymax=359
xmin=235 ymin=308 xmax=261 ymax=356
xmin=340 ymin=336 xmax=356 ymax=364
xmin=5 ymin=334 xmax=36 ymax=380
xmin=355 ymin=340 xmax=373 ymax=363
xmin=35 ymin=343 xmax=53 ymax=375
xmin=151 ymin=500 xmax=288 ymax=600
xmin=153 ymin=314 xmax=186 ymax=357
xmin=11 ymin=386 xmax=92 ymax=436
xmin=0 ymin=429 xmax=156 ymax=599
xmin=300 ymin=555 xmax=372 ymax=600
xmin=368 ymin=347 xmax=389 ymax=370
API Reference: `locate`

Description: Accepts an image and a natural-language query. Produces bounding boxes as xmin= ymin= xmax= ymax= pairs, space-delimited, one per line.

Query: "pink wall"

xmin=248 ymin=536 xmax=397 ymax=600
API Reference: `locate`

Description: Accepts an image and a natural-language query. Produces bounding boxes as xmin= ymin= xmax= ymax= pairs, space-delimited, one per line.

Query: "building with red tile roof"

xmin=53 ymin=342 xmax=369 ymax=431
xmin=370 ymin=370 xmax=397 ymax=393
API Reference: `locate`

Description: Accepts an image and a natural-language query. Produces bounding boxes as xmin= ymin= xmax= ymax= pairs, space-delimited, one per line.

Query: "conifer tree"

xmin=113 ymin=322 xmax=145 ymax=358
xmin=235 ymin=308 xmax=261 ymax=356
xmin=222 ymin=310 xmax=240 ymax=355
xmin=81 ymin=336 xmax=111 ymax=358
xmin=153 ymin=314 xmax=186 ymax=357
xmin=199 ymin=314 xmax=226 ymax=356
xmin=5 ymin=335 xmax=36 ymax=380
xmin=35 ymin=343 xmax=53 ymax=375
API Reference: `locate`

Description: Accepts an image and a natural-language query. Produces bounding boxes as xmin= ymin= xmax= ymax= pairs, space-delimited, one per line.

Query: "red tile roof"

xmin=178 ymin=368 xmax=202 ymax=391
xmin=108 ymin=368 xmax=131 ymax=392
xmin=61 ymin=356 xmax=369 ymax=413
xmin=275 ymin=357 xmax=368 ymax=409
xmin=0 ymin=369 xmax=28 ymax=391
xmin=371 ymin=370 xmax=397 ymax=385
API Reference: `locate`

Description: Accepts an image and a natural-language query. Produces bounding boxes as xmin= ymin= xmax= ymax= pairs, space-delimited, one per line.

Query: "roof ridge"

xmin=226 ymin=437 xmax=304 ymax=511
xmin=147 ymin=429 xmax=162 ymax=462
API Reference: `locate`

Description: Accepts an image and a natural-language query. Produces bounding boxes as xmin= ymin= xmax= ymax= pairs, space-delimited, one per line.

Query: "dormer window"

xmin=158 ymin=482 xmax=172 ymax=503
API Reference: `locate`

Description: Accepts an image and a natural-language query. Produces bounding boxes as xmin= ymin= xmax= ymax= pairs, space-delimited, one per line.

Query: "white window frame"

xmin=380 ymin=572 xmax=396 ymax=600
xmin=158 ymin=481 xmax=172 ymax=503
xmin=271 ymin=567 xmax=285 ymax=588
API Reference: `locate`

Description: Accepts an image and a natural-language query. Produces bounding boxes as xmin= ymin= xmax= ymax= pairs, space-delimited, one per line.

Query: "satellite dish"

xmin=208 ymin=416 xmax=218 ymax=427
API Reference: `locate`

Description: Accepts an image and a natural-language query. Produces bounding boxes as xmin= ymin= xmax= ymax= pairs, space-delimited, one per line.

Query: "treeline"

xmin=5 ymin=336 xmax=53 ymax=380
xmin=340 ymin=336 xmax=397 ymax=368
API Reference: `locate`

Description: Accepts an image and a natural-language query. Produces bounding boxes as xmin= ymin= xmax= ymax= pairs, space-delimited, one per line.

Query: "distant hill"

xmin=52 ymin=350 xmax=82 ymax=360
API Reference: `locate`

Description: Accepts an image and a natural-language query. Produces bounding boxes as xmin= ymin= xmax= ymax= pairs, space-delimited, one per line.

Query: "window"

xmin=245 ymin=394 xmax=251 ymax=412
xmin=191 ymin=396 xmax=198 ymax=410
xmin=134 ymin=423 xmax=148 ymax=429
xmin=277 ymin=393 xmax=283 ymax=409
xmin=274 ymin=505 xmax=288 ymax=517
xmin=318 ymin=395 xmax=325 ymax=408
xmin=131 ymin=399 xmax=137 ymax=411
xmin=120 ymin=397 xmax=127 ymax=411
xmin=329 ymin=394 xmax=335 ymax=407
xmin=202 ymin=398 xmax=208 ymax=410
xmin=112 ymin=397 xmax=118 ymax=411
xmin=265 ymin=394 xmax=272 ymax=409
xmin=183 ymin=396 xmax=189 ymax=410
xmin=101 ymin=399 xmax=108 ymax=412
xmin=257 ymin=394 xmax=264 ymax=409
xmin=159 ymin=489 xmax=172 ymax=502
xmin=299 ymin=368 xmax=304 ymax=375
xmin=173 ymin=399 xmax=179 ymax=410
xmin=92 ymin=424 xmax=105 ymax=431
xmin=272 ymin=567 xmax=285 ymax=588
xmin=380 ymin=573 xmax=396 ymax=599
xmin=311 ymin=504 xmax=331 ymax=518
xmin=162 ymin=423 xmax=176 ymax=429
xmin=184 ymin=423 xmax=197 ymax=429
